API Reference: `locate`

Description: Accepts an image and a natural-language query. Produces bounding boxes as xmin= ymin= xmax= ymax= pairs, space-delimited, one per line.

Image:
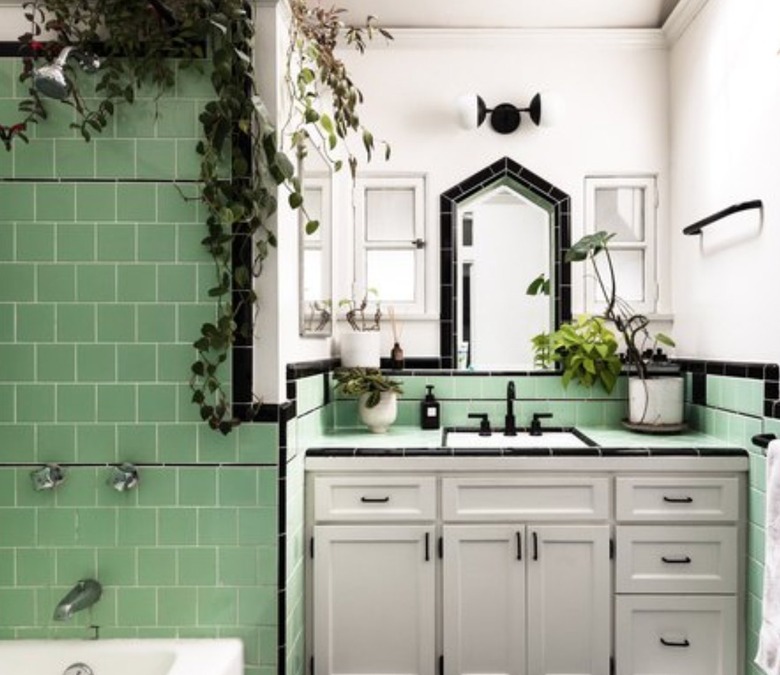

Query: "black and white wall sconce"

xmin=456 ymin=91 xmax=564 ymax=134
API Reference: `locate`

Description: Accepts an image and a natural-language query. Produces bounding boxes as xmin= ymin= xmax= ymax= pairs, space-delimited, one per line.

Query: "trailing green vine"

xmin=8 ymin=0 xmax=390 ymax=434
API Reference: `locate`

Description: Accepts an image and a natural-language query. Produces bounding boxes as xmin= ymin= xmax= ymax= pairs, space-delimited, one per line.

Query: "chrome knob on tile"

xmin=30 ymin=463 xmax=66 ymax=491
xmin=63 ymin=662 xmax=94 ymax=675
xmin=107 ymin=463 xmax=139 ymax=492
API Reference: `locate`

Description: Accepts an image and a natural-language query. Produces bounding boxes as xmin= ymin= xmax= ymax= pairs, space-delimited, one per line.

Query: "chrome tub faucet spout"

xmin=53 ymin=579 xmax=102 ymax=621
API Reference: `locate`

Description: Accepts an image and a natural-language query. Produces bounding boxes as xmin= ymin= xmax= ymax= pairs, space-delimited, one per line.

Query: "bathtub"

xmin=0 ymin=638 xmax=243 ymax=675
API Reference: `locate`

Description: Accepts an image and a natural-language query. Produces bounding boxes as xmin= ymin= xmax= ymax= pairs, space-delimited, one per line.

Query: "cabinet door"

xmin=313 ymin=525 xmax=436 ymax=675
xmin=526 ymin=525 xmax=611 ymax=675
xmin=443 ymin=525 xmax=527 ymax=675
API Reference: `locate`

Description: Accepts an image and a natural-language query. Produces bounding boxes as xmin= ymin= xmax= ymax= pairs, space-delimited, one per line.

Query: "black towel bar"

xmin=682 ymin=200 xmax=763 ymax=236
xmin=752 ymin=433 xmax=777 ymax=453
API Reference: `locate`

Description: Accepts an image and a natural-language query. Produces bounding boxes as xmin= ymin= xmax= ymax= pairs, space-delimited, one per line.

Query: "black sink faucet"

xmin=529 ymin=412 xmax=553 ymax=437
xmin=505 ymin=381 xmax=517 ymax=436
xmin=468 ymin=413 xmax=492 ymax=436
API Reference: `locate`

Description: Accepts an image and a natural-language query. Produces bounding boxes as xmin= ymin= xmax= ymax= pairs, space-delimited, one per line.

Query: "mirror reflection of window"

xmin=457 ymin=188 xmax=551 ymax=370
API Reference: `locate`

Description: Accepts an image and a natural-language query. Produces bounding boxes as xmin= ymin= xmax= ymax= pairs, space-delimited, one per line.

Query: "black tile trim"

xmin=439 ymin=157 xmax=571 ymax=368
xmin=304 ymin=447 xmax=748 ymax=458
xmin=676 ymin=358 xmax=780 ymax=420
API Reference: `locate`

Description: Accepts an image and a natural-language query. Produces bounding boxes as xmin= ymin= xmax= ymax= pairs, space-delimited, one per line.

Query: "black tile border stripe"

xmin=305 ymin=446 xmax=747 ymax=458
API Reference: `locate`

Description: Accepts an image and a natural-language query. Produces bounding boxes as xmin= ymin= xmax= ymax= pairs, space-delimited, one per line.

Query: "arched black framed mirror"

xmin=440 ymin=157 xmax=572 ymax=370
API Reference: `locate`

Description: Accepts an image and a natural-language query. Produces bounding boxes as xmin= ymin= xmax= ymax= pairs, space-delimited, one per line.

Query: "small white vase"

xmin=628 ymin=376 xmax=684 ymax=426
xmin=341 ymin=331 xmax=381 ymax=368
xmin=358 ymin=392 xmax=398 ymax=433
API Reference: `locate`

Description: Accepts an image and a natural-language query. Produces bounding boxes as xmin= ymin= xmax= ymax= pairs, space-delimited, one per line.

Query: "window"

xmin=584 ymin=175 xmax=658 ymax=315
xmin=353 ymin=176 xmax=428 ymax=315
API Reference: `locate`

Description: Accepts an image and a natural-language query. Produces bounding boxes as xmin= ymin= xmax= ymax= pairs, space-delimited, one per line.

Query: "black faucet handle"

xmin=529 ymin=412 xmax=553 ymax=436
xmin=532 ymin=412 xmax=553 ymax=422
xmin=468 ymin=413 xmax=491 ymax=436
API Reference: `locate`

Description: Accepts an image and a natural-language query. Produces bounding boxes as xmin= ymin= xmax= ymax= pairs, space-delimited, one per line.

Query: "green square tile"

xmin=219 ymin=468 xmax=258 ymax=506
xmin=137 ymin=468 xmax=177 ymax=506
xmin=117 ymin=345 xmax=157 ymax=381
xmin=97 ymin=384 xmax=136 ymax=423
xmin=37 ymin=264 xmax=76 ymax=301
xmin=175 ymin=139 xmax=202 ymax=180
xmin=0 ymin=589 xmax=35 ymax=625
xmin=1 ymin=506 xmax=36 ymax=545
xmin=0 ymin=345 xmax=34 ymax=382
xmin=0 ymin=264 xmax=35 ymax=301
xmin=16 ymin=222 xmax=55 ymax=260
xmin=158 ymin=588 xmax=198 ymax=626
xmin=37 ymin=344 xmax=76 ymax=382
xmin=138 ymin=547 xmax=176 ymax=585
xmin=116 ymin=100 xmax=157 ymax=139
xmin=0 ymin=473 xmax=15 ymax=508
xmin=158 ymin=507 xmax=197 ymax=545
xmin=17 ymin=303 xmax=56 ymax=342
xmin=55 ymin=139 xmax=97 ymax=178
xmin=177 ymin=304 xmax=214 ymax=342
xmin=118 ymin=184 xmax=157 ymax=222
xmin=157 ymin=424 xmax=197 ymax=463
xmin=57 ymin=384 xmax=96 ymax=422
xmin=16 ymin=384 xmax=55 ymax=422
xmin=219 ymin=547 xmax=258 ymax=586
xmin=0 ymin=305 xmax=13 ymax=342
xmin=138 ymin=385 xmax=177 ymax=422
xmin=198 ymin=508 xmax=238 ymax=545
xmin=177 ymin=63 xmax=215 ymax=97
xmin=157 ymin=345 xmax=195 ymax=383
xmin=77 ymin=183 xmax=117 ymax=222
xmin=177 ymin=548 xmax=216 ymax=585
xmin=58 ymin=224 xmax=97 ymax=262
xmin=37 ymin=183 xmax=76 ymax=222
xmin=56 ymin=547 xmax=97 ymax=583
xmin=117 ymin=588 xmax=157 ymax=626
xmin=237 ymin=586 xmax=275 ymax=626
xmin=116 ymin=508 xmax=157 ymax=545
xmin=0 ymin=223 xmax=13 ymax=262
xmin=14 ymin=140 xmax=55 ymax=178
xmin=159 ymin=183 xmax=200 ymax=222
xmin=237 ymin=423 xmax=278 ymax=464
xmin=75 ymin=507 xmax=117 ymax=546
xmin=57 ymin=304 xmax=96 ymax=342
xmin=76 ymin=424 xmax=117 ymax=463
xmin=198 ymin=424 xmax=238 ymax=463
xmin=35 ymin=99 xmax=77 ymax=139
xmin=16 ymin=548 xmax=55 ymax=586
xmin=157 ymin=99 xmax=197 ymax=138
xmin=138 ymin=304 xmax=176 ymax=342
xmin=0 ymin=184 xmax=34 ymax=220
xmin=0 ymin=385 xmax=14 ymax=423
xmin=77 ymin=264 xmax=116 ymax=301
xmin=37 ymin=424 xmax=76 ymax=462
xmin=77 ymin=344 xmax=116 ymax=382
xmin=96 ymin=140 xmax=136 ymax=179
xmin=37 ymin=507 xmax=77 ymax=546
xmin=138 ymin=223 xmax=176 ymax=262
xmin=179 ymin=467 xmax=217 ymax=506
xmin=137 ymin=140 xmax=176 ymax=178
xmin=176 ymin=226 xmax=209 ymax=262
xmin=98 ymin=548 xmax=137 ymax=585
xmin=97 ymin=224 xmax=136 ymax=261
xmin=197 ymin=587 xmax=238 ymax=626
xmin=98 ymin=304 xmax=136 ymax=342
xmin=238 ymin=507 xmax=276 ymax=546
xmin=257 ymin=470 xmax=277 ymax=507
xmin=117 ymin=424 xmax=157 ymax=463
xmin=118 ymin=265 xmax=157 ymax=301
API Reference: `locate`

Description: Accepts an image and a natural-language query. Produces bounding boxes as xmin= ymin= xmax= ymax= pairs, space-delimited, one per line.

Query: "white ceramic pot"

xmin=628 ymin=376 xmax=684 ymax=426
xmin=340 ymin=331 xmax=381 ymax=368
xmin=358 ymin=391 xmax=398 ymax=433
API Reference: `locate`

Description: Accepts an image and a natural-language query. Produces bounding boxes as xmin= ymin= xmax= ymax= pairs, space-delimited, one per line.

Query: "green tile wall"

xmin=0 ymin=57 xmax=279 ymax=675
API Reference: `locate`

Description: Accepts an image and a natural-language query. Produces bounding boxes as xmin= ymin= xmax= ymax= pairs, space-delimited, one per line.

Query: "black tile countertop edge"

xmin=306 ymin=447 xmax=748 ymax=458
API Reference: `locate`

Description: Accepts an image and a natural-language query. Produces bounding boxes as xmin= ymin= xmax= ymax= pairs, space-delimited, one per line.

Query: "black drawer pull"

xmin=663 ymin=496 xmax=693 ymax=503
xmin=516 ymin=532 xmax=522 ymax=561
xmin=360 ymin=496 xmax=390 ymax=503
xmin=660 ymin=637 xmax=690 ymax=648
xmin=532 ymin=531 xmax=538 ymax=561
xmin=662 ymin=555 xmax=692 ymax=564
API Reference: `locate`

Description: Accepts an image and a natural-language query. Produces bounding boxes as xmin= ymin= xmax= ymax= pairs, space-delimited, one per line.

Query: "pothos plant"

xmin=9 ymin=0 xmax=390 ymax=433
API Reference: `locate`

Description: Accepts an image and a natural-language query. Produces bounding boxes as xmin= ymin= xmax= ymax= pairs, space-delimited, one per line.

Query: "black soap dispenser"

xmin=420 ymin=385 xmax=441 ymax=430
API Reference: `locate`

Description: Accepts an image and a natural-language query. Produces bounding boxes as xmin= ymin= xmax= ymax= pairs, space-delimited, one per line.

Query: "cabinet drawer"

xmin=615 ymin=595 xmax=737 ymax=675
xmin=442 ymin=477 xmax=609 ymax=521
xmin=616 ymin=526 xmax=737 ymax=593
xmin=313 ymin=476 xmax=436 ymax=522
xmin=615 ymin=477 xmax=739 ymax=522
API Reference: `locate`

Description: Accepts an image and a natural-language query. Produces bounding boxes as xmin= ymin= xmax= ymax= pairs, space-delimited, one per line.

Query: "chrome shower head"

xmin=32 ymin=46 xmax=102 ymax=100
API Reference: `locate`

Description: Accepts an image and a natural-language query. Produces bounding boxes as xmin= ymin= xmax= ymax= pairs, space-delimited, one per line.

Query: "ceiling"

xmin=336 ymin=0 xmax=683 ymax=30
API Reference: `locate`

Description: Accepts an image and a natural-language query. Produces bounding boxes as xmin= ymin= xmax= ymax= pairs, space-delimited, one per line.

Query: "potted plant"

xmin=532 ymin=231 xmax=681 ymax=428
xmin=333 ymin=367 xmax=403 ymax=433
xmin=339 ymin=289 xmax=382 ymax=368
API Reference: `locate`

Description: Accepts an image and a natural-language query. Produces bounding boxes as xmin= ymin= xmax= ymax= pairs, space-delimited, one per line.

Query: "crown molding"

xmin=663 ymin=0 xmax=711 ymax=44
xmin=355 ymin=27 xmax=668 ymax=50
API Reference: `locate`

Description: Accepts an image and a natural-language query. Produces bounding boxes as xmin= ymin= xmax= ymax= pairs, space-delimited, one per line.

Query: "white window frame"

xmin=352 ymin=175 xmax=428 ymax=316
xmin=583 ymin=175 xmax=658 ymax=316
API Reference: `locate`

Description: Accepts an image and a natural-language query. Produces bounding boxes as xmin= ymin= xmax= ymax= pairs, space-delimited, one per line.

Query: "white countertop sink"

xmin=444 ymin=429 xmax=594 ymax=448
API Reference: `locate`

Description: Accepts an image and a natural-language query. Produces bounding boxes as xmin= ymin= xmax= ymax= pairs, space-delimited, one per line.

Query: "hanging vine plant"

xmin=10 ymin=0 xmax=390 ymax=434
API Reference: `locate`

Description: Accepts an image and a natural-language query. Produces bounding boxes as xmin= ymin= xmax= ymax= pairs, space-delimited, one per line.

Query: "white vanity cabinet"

xmin=613 ymin=476 xmax=742 ymax=675
xmin=306 ymin=462 xmax=746 ymax=675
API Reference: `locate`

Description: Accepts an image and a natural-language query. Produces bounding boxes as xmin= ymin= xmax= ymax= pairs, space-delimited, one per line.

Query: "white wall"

xmin=336 ymin=29 xmax=672 ymax=357
xmin=669 ymin=0 xmax=780 ymax=362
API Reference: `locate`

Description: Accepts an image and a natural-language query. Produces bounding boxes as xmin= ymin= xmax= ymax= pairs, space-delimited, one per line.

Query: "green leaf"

xmin=305 ymin=220 xmax=320 ymax=235
xmin=655 ymin=332 xmax=676 ymax=347
xmin=289 ymin=192 xmax=304 ymax=209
